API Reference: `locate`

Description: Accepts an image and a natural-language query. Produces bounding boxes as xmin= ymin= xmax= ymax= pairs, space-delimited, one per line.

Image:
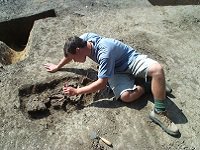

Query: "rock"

xmin=27 ymin=97 xmax=47 ymax=112
xmin=50 ymin=98 xmax=66 ymax=110
xmin=26 ymin=97 xmax=49 ymax=118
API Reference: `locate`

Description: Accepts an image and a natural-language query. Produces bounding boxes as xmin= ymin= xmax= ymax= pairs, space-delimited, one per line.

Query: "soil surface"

xmin=0 ymin=0 xmax=200 ymax=150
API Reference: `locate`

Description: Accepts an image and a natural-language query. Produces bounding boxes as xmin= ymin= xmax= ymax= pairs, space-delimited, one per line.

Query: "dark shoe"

xmin=149 ymin=110 xmax=179 ymax=136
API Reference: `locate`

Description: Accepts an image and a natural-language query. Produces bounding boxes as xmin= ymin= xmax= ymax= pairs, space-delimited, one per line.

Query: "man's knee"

xmin=148 ymin=63 xmax=164 ymax=77
xmin=120 ymin=86 xmax=145 ymax=103
xmin=120 ymin=91 xmax=136 ymax=103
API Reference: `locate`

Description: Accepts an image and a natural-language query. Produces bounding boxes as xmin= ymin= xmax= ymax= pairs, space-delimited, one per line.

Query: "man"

xmin=44 ymin=33 xmax=179 ymax=135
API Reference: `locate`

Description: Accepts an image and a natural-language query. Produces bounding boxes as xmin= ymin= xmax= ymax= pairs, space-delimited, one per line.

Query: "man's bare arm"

xmin=44 ymin=57 xmax=72 ymax=73
xmin=63 ymin=78 xmax=108 ymax=96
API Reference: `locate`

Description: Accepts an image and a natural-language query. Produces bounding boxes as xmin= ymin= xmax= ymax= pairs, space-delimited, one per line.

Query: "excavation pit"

xmin=0 ymin=9 xmax=56 ymax=52
xmin=18 ymin=76 xmax=97 ymax=120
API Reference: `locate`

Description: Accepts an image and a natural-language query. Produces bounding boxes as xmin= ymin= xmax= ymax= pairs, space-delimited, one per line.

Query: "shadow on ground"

xmin=59 ymin=67 xmax=98 ymax=79
xmin=90 ymin=94 xmax=188 ymax=125
xmin=148 ymin=0 xmax=200 ymax=6
xmin=90 ymin=94 xmax=187 ymax=138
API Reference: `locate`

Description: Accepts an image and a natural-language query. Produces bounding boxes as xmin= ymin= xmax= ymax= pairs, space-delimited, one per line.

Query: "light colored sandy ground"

xmin=0 ymin=1 xmax=200 ymax=149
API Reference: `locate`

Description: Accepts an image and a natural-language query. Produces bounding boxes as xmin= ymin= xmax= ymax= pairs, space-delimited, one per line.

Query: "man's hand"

xmin=43 ymin=63 xmax=59 ymax=73
xmin=63 ymin=86 xmax=78 ymax=96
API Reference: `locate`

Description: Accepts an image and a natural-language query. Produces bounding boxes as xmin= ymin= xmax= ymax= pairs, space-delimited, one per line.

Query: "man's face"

xmin=68 ymin=48 xmax=86 ymax=63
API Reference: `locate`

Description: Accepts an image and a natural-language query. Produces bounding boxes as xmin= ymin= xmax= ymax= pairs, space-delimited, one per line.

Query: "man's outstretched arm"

xmin=63 ymin=78 xmax=108 ymax=96
xmin=44 ymin=57 xmax=72 ymax=73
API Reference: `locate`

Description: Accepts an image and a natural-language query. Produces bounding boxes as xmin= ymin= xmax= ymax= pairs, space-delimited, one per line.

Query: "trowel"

xmin=90 ymin=131 xmax=113 ymax=147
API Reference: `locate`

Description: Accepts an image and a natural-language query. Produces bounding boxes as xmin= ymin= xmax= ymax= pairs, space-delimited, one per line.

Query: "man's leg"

xmin=148 ymin=63 xmax=179 ymax=135
xmin=120 ymin=63 xmax=166 ymax=103
xmin=120 ymin=85 xmax=145 ymax=103
xmin=148 ymin=63 xmax=166 ymax=112
xmin=117 ymin=54 xmax=179 ymax=135
xmin=108 ymin=74 xmax=145 ymax=103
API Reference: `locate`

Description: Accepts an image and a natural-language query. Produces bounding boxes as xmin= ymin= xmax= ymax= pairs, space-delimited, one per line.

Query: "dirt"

xmin=0 ymin=0 xmax=200 ymax=150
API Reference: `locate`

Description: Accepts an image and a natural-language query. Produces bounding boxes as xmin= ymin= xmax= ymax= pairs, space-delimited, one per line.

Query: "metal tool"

xmin=90 ymin=131 xmax=113 ymax=147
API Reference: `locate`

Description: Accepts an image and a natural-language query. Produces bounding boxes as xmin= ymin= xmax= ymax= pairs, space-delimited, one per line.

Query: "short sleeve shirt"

xmin=80 ymin=33 xmax=139 ymax=79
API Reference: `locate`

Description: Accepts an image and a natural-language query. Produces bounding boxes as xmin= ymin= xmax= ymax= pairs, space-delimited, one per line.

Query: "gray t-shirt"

xmin=80 ymin=33 xmax=139 ymax=79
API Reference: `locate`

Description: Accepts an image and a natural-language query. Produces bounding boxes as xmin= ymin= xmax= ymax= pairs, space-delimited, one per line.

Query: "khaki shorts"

xmin=108 ymin=55 xmax=158 ymax=99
